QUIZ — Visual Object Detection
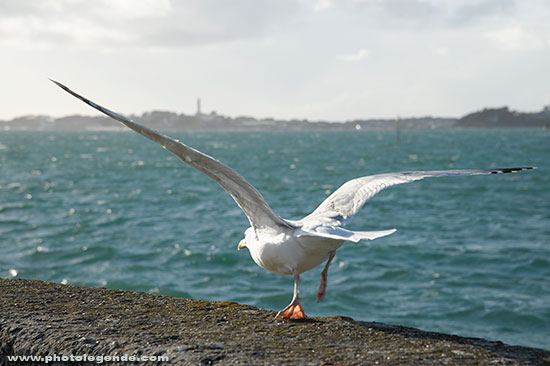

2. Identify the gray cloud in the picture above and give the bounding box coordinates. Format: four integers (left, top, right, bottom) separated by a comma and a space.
0, 1, 42, 16
0, 0, 304, 49
332, 0, 518, 29
449, 0, 516, 26
348, 0, 442, 29
0, 0, 532, 50
141, 0, 304, 47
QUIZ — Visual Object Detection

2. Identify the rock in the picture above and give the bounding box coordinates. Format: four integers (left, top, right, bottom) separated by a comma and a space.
0, 278, 548, 365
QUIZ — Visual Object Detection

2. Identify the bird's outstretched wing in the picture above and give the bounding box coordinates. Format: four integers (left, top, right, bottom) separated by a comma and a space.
50, 79, 292, 230
301, 168, 534, 226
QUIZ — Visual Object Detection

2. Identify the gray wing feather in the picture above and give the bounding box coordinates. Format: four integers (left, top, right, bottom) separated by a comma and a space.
302, 168, 534, 226
50, 79, 292, 230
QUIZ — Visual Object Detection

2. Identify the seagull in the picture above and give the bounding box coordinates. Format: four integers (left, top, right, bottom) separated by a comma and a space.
51, 80, 534, 319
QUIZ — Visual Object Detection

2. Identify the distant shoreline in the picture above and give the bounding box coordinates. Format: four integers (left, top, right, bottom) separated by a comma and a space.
2, 105, 549, 131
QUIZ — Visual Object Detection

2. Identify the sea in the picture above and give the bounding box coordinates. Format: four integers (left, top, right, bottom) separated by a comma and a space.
0, 129, 548, 350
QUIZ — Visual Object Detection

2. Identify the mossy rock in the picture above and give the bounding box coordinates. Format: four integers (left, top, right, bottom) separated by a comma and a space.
1, 278, 548, 365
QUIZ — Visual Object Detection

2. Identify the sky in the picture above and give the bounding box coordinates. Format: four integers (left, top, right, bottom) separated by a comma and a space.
1, 0, 549, 121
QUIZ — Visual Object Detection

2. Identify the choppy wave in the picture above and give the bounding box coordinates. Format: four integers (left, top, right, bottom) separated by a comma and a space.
1, 129, 548, 350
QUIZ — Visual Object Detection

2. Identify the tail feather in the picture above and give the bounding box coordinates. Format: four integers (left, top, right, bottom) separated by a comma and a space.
297, 226, 396, 243
347, 228, 397, 242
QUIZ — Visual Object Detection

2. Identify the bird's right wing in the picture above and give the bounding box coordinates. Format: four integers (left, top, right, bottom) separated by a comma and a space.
301, 168, 534, 226
50, 79, 293, 230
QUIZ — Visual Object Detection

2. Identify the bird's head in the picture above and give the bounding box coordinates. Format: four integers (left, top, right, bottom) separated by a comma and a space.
237, 227, 255, 251
237, 238, 247, 250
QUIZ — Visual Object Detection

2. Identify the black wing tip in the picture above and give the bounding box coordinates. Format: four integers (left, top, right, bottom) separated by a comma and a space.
49, 78, 67, 90
490, 167, 536, 174
48, 78, 125, 125
49, 78, 83, 100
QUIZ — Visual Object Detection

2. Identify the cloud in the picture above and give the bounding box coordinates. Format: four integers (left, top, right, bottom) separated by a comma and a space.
347, 0, 440, 29
0, 0, 303, 49
337, 48, 370, 61
2, 0, 547, 52
318, 0, 520, 30
449, 0, 516, 26
313, 0, 333, 12
485, 26, 547, 51
434, 47, 449, 56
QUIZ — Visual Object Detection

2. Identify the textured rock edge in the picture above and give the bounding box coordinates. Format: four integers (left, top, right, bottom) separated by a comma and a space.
1, 278, 548, 365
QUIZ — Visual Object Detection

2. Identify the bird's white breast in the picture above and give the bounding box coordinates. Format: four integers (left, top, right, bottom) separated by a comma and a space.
245, 227, 344, 275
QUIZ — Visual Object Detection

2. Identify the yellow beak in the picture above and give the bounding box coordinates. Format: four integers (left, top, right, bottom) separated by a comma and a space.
237, 239, 247, 250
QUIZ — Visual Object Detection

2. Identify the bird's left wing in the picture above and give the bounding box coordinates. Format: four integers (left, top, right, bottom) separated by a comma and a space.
50, 79, 292, 230
301, 168, 535, 226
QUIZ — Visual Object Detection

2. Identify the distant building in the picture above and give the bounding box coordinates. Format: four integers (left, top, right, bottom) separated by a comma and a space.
196, 98, 202, 116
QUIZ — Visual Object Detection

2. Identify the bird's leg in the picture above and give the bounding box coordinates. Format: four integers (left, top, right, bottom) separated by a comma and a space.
275, 269, 306, 319
317, 250, 336, 303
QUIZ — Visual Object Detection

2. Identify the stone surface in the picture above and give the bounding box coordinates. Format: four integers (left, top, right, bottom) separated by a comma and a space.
1, 278, 548, 365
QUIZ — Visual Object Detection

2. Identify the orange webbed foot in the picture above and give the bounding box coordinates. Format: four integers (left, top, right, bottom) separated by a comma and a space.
276, 302, 306, 319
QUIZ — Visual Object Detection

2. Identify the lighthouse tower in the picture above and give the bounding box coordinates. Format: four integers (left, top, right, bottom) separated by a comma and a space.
196, 98, 202, 116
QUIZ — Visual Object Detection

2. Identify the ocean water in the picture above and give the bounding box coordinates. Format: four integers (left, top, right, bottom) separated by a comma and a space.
0, 129, 548, 350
